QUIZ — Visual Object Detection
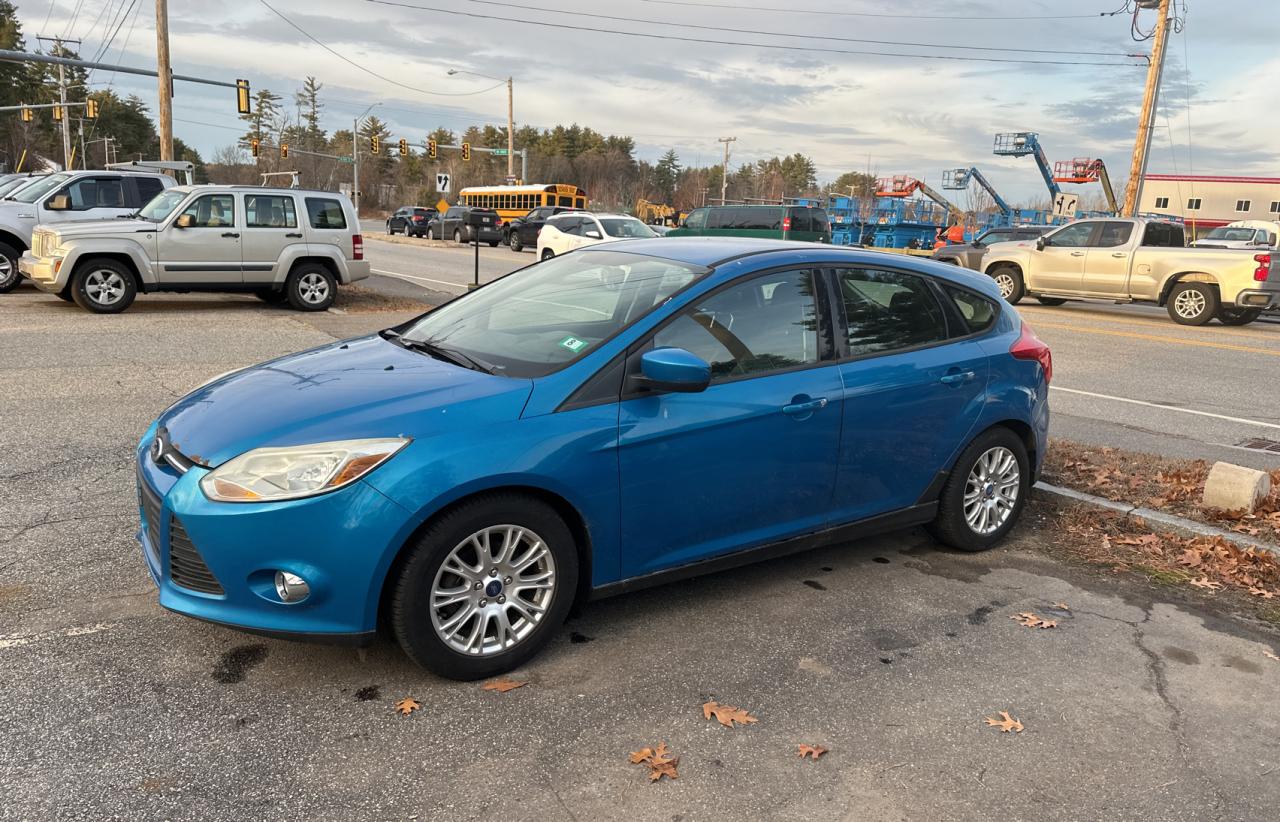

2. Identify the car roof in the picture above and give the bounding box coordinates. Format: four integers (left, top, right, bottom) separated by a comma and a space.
168, 184, 350, 197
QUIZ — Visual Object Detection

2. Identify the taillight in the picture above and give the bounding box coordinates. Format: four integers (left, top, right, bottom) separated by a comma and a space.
353, 234, 364, 261
782, 216, 792, 232
1255, 253, 1271, 282
494, 217, 503, 228
1010, 321, 1052, 384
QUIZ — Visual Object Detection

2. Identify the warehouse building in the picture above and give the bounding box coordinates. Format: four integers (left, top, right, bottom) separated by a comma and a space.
1141, 173, 1280, 235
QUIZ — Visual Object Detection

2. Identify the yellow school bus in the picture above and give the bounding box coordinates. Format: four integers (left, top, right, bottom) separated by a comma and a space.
458, 183, 587, 221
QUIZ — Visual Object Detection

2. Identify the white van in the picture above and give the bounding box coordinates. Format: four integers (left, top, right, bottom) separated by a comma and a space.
1190, 220, 1279, 250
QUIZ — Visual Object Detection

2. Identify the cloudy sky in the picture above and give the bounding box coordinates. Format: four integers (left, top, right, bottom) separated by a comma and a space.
15, 0, 1278, 203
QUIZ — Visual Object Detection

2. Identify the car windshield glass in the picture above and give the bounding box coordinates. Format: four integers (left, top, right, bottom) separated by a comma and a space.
11, 172, 70, 203
600, 218, 656, 238
1203, 227, 1256, 241
399, 250, 707, 378
138, 189, 187, 221
0, 177, 36, 198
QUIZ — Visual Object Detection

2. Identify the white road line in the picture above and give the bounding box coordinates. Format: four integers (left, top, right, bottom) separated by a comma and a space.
371, 268, 467, 291
1052, 386, 1280, 431
0, 622, 117, 650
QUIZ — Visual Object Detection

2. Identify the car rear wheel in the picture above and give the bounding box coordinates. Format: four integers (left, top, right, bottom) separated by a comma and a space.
71, 259, 137, 314
1216, 307, 1261, 326
386, 222, 395, 235
488, 240, 499, 247
426, 227, 435, 240
989, 266, 1024, 304
285, 263, 336, 311
1035, 296, 1067, 306
509, 231, 524, 252
0, 241, 22, 293
928, 427, 1029, 552
454, 228, 465, 244
390, 494, 579, 680
1167, 281, 1217, 326
541, 249, 555, 261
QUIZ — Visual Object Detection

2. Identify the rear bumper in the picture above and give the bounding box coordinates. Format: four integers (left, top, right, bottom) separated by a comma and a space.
345, 260, 371, 283
1233, 288, 1279, 309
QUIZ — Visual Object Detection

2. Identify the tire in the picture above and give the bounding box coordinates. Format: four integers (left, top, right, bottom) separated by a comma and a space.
55, 290, 74, 302
285, 263, 336, 311
989, 266, 1024, 304
488, 240, 499, 248
1217, 307, 1261, 326
390, 493, 579, 680
386, 222, 395, 235
71, 258, 137, 313
426, 227, 435, 240
254, 288, 287, 304
0, 241, 22, 293
541, 249, 555, 261
928, 426, 1030, 552
509, 231, 524, 252
1035, 296, 1067, 306
1167, 281, 1218, 326
454, 228, 465, 244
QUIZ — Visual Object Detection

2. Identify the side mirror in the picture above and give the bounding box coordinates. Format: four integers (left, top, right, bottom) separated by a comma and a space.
633, 347, 711, 394
175, 213, 194, 228
584, 229, 602, 240
46, 194, 70, 211
1035, 237, 1047, 251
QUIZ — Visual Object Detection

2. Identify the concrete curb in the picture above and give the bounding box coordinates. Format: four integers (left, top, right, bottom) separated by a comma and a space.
367, 234, 459, 249
1035, 481, 1279, 558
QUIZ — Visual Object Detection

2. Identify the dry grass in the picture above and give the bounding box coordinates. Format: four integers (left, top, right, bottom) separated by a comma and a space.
332, 284, 432, 314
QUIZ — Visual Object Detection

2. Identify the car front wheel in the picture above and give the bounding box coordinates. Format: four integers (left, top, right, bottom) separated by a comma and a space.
0, 241, 22, 292
541, 249, 555, 261
454, 228, 465, 244
1167, 281, 1218, 326
928, 427, 1029, 552
390, 494, 579, 680
71, 259, 137, 313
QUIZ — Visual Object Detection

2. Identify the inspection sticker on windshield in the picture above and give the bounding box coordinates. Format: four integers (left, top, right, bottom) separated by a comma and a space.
559, 336, 589, 353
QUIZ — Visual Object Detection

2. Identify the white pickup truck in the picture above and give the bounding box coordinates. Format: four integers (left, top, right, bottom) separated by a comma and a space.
980, 217, 1279, 325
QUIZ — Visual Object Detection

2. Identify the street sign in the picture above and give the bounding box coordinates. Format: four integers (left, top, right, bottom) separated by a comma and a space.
337, 156, 354, 164
436, 197, 450, 213
491, 148, 508, 156
436, 172, 451, 193
1052, 192, 1079, 218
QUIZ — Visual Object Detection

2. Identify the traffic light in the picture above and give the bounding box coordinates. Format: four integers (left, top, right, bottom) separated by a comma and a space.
427, 138, 437, 160
250, 138, 260, 158
236, 79, 251, 115
19, 105, 32, 123
370, 135, 380, 155
461, 142, 471, 162
399, 138, 408, 156
85, 98, 98, 119
280, 143, 289, 159
52, 104, 63, 122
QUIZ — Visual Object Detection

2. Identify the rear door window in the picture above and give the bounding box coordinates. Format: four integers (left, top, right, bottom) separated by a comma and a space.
246, 194, 298, 228
738, 208, 780, 230
706, 208, 733, 230
305, 198, 347, 229
836, 268, 949, 357
1092, 221, 1133, 248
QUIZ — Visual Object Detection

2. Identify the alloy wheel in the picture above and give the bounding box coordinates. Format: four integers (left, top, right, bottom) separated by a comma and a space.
85, 269, 126, 306
429, 524, 556, 656
1174, 288, 1206, 320
963, 446, 1020, 536
298, 272, 330, 304
994, 273, 1016, 300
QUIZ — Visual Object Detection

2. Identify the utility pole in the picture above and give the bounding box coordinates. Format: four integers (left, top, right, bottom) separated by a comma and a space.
506, 76, 515, 181
352, 116, 360, 215
36, 36, 78, 170
155, 0, 174, 161
717, 136, 736, 205
1122, 0, 1173, 216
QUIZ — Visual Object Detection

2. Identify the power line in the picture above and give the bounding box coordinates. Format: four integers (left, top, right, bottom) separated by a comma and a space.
459, 0, 1134, 57
635, 0, 1133, 21
367, 0, 1142, 66
255, 0, 508, 97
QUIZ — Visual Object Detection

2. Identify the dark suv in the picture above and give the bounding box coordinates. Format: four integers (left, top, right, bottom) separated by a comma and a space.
932, 225, 1051, 271
428, 206, 503, 246
386, 206, 437, 238
504, 205, 580, 252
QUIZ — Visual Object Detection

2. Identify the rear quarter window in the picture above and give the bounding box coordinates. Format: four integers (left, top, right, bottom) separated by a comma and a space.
305, 198, 347, 230
943, 285, 998, 335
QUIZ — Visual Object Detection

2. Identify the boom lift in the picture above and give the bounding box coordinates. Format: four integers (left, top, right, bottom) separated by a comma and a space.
992, 132, 1061, 202
875, 175, 967, 223
941, 167, 1012, 217
1052, 157, 1119, 214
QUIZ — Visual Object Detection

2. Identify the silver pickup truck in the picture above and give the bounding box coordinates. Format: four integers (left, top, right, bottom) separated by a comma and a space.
980, 217, 1279, 325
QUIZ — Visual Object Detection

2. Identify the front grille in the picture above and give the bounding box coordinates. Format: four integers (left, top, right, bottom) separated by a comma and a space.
168, 517, 224, 595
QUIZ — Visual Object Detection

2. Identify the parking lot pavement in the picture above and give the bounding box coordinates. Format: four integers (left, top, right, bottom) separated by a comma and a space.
3, 287, 1279, 821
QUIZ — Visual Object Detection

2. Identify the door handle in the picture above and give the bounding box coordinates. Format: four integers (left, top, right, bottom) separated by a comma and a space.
782, 397, 828, 416
1070, 251, 1085, 257
285, 232, 303, 238
939, 370, 976, 385
221, 232, 240, 238
1111, 252, 1127, 258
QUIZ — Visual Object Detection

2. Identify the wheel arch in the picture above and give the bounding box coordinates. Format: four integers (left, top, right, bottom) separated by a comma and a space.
72, 252, 143, 290
1158, 271, 1218, 306
288, 255, 341, 282
0, 228, 27, 254
983, 259, 1022, 278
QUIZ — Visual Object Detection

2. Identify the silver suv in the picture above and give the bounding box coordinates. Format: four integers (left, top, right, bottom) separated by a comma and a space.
19, 185, 370, 313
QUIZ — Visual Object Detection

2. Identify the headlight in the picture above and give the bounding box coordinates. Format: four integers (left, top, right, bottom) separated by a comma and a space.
199, 438, 409, 502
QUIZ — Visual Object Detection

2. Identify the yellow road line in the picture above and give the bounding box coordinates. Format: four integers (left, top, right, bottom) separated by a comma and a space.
1019, 305, 1278, 341
1030, 320, 1280, 357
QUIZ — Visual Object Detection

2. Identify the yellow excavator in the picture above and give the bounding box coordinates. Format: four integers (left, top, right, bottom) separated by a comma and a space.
635, 198, 677, 226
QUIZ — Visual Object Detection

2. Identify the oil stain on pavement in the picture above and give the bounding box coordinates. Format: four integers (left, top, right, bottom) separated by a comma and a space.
212, 644, 269, 684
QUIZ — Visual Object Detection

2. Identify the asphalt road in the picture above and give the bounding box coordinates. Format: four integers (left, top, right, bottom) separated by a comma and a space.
2, 288, 1278, 820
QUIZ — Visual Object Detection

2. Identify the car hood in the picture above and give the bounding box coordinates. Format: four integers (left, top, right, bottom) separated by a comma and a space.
49, 218, 156, 237
157, 334, 534, 466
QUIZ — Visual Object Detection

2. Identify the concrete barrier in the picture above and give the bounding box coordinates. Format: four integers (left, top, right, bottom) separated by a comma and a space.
1202, 462, 1271, 514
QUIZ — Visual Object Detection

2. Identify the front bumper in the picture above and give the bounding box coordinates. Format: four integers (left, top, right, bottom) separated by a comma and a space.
1232, 288, 1280, 309
135, 425, 410, 643
18, 252, 66, 291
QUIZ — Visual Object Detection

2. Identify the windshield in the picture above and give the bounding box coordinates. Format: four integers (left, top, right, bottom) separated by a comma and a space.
981, 231, 1016, 244
11, 172, 69, 203
399, 249, 707, 378
0, 177, 36, 198
1202, 227, 1257, 242
138, 189, 188, 221
600, 218, 657, 239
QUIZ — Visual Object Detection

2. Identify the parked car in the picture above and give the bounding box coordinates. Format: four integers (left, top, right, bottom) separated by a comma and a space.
19, 185, 368, 313
427, 206, 503, 245
0, 172, 45, 200
504, 205, 579, 252
669, 204, 832, 243
0, 167, 178, 293
1189, 220, 1279, 251
536, 212, 656, 259
981, 217, 1279, 325
135, 237, 1051, 679
932, 225, 1052, 271
386, 206, 437, 238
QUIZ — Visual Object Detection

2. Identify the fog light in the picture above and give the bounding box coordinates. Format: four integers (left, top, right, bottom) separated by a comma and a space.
274, 571, 310, 603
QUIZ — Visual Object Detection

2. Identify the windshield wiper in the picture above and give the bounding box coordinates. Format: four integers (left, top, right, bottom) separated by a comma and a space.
387, 331, 497, 374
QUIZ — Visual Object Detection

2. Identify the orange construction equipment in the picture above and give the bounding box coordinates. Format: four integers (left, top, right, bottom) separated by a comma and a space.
1052, 158, 1118, 214
875, 175, 968, 223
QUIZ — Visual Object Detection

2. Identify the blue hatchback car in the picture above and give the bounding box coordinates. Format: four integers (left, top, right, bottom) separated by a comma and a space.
136, 238, 1050, 679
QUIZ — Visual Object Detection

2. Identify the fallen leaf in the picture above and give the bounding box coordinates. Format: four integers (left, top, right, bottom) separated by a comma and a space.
394, 697, 421, 716
797, 744, 828, 760
630, 741, 679, 782
702, 700, 759, 728
1052, 602, 1071, 611
481, 678, 527, 693
1189, 576, 1222, 591
1010, 612, 1058, 630
1264, 650, 1280, 662
1249, 588, 1276, 600
984, 710, 1024, 733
